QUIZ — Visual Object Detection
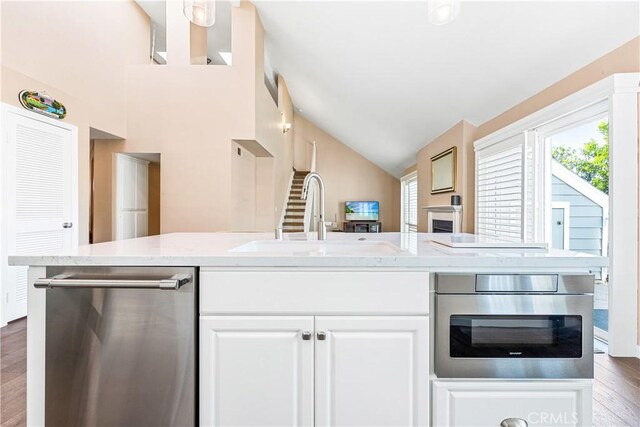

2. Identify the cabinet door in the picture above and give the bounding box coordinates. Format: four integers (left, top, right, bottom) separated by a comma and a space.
432, 380, 592, 427
315, 316, 429, 426
200, 316, 314, 426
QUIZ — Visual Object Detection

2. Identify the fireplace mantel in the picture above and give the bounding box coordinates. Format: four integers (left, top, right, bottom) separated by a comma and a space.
422, 205, 463, 213
422, 205, 463, 233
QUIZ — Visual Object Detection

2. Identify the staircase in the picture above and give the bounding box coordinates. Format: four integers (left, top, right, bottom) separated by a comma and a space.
282, 170, 310, 232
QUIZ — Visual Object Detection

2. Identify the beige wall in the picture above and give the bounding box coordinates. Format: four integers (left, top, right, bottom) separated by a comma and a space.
293, 114, 401, 231
1, 0, 150, 244
92, 140, 161, 243
2, 1, 292, 237
231, 142, 257, 231
402, 164, 418, 177
416, 121, 477, 233
92, 139, 124, 243
123, 2, 292, 233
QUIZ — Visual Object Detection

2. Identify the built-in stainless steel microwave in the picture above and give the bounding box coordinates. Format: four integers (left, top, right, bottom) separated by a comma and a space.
434, 274, 594, 379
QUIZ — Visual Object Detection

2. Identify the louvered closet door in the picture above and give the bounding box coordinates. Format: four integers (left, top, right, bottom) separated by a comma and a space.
4, 110, 76, 321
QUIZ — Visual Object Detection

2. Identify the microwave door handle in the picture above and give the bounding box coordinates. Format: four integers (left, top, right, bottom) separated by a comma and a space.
34, 274, 192, 290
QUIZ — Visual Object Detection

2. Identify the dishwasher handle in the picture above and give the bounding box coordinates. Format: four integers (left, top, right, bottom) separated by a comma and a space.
34, 273, 192, 290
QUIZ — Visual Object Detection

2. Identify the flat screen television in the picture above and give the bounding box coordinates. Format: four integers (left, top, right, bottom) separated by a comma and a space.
345, 201, 379, 221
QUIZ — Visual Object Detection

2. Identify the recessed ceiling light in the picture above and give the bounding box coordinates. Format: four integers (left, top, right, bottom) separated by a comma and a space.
428, 0, 461, 26
219, 51, 232, 66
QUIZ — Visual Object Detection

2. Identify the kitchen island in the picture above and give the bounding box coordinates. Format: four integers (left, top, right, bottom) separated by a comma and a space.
11, 232, 607, 427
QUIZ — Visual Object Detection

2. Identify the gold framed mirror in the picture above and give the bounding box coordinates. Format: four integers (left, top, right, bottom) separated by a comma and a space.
431, 146, 457, 194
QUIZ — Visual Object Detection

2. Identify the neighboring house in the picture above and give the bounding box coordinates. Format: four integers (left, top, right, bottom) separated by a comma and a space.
551, 161, 608, 280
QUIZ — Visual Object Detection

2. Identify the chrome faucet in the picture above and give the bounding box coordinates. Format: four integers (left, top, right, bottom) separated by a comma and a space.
301, 172, 326, 240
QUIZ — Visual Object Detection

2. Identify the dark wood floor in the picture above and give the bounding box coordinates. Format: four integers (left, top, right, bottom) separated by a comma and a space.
1, 318, 26, 426
1, 318, 639, 426
593, 352, 640, 426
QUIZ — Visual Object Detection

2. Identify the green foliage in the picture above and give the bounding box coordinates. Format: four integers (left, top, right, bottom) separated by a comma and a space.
552, 121, 609, 194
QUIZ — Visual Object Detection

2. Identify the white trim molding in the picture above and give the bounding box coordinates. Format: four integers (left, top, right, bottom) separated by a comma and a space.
473, 73, 639, 356
607, 73, 639, 357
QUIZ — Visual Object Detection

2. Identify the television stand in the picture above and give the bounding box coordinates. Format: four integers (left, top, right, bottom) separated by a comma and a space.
343, 221, 382, 233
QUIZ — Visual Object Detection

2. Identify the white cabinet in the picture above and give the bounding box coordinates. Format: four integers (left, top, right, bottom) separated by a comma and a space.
432, 380, 592, 427
200, 316, 315, 426
315, 316, 429, 426
200, 316, 429, 427
199, 270, 430, 315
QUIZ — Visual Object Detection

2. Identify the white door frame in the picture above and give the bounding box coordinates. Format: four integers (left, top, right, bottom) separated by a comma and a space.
0, 104, 78, 326
551, 202, 571, 250
474, 73, 639, 357
534, 101, 609, 246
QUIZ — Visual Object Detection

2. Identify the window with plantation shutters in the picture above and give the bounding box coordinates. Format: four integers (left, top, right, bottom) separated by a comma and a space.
475, 133, 526, 242
401, 173, 418, 233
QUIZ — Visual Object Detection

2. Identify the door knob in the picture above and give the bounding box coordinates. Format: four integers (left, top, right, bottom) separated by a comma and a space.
62, 222, 73, 229
301, 331, 311, 341
317, 331, 326, 341
500, 418, 528, 427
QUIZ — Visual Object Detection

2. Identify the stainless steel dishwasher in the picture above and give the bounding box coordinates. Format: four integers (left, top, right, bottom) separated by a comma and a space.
35, 266, 196, 427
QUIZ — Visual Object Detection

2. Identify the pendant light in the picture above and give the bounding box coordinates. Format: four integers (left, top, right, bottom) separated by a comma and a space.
184, 0, 216, 27
428, 0, 461, 26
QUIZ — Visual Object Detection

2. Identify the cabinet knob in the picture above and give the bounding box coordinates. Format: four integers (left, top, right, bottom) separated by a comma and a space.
500, 418, 528, 427
301, 331, 312, 341
317, 331, 326, 341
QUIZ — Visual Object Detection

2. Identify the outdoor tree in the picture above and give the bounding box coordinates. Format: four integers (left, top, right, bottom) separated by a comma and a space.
552, 121, 609, 194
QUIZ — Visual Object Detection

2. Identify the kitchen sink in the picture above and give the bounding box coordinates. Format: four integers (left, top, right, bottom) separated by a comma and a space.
229, 240, 403, 255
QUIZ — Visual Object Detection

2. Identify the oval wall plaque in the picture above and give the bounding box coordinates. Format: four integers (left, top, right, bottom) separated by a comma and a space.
18, 90, 67, 119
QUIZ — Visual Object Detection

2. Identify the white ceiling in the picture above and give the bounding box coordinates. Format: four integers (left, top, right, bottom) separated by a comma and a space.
254, 1, 639, 177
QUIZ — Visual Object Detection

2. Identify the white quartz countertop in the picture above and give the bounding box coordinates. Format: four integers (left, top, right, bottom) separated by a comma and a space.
9, 232, 608, 271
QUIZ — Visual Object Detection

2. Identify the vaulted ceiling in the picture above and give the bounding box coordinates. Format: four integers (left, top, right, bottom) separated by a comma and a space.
254, 1, 639, 177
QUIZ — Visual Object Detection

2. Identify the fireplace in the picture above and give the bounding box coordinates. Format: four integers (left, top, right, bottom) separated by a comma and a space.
423, 205, 462, 233
432, 219, 453, 233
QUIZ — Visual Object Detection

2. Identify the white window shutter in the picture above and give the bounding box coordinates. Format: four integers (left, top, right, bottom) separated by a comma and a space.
475, 133, 526, 241
402, 174, 418, 233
